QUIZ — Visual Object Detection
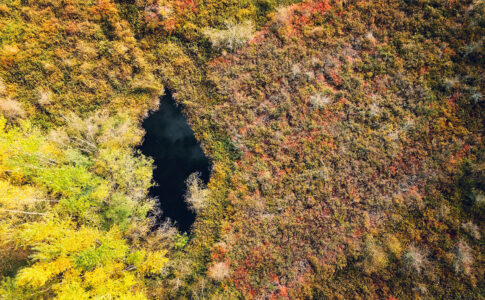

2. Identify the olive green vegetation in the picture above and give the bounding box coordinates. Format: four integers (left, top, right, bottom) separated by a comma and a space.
0, 0, 484, 299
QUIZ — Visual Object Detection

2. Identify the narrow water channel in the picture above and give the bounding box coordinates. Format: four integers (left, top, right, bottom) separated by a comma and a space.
139, 92, 211, 232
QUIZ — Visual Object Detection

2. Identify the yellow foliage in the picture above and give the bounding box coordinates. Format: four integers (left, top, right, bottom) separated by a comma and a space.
17, 257, 72, 288
0, 180, 40, 210
139, 251, 169, 276
363, 237, 389, 274
91, 183, 110, 201
385, 234, 403, 258
84, 263, 123, 288
0, 180, 48, 251
57, 263, 148, 299
4, 217, 167, 298
55, 278, 91, 300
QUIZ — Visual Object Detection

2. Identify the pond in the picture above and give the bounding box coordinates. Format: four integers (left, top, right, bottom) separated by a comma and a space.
139, 92, 212, 232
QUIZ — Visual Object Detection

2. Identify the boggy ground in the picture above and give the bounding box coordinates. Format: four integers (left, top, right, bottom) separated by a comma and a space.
169, 0, 484, 298
0, 0, 483, 299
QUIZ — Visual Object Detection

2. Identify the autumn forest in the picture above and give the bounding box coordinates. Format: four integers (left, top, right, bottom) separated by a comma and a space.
0, 0, 483, 299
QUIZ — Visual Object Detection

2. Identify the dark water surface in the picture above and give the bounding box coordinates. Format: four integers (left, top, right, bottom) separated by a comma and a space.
139, 92, 211, 232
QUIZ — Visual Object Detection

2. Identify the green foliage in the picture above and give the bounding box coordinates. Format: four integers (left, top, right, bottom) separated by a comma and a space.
0, 113, 168, 298
174, 233, 189, 250
0, 112, 153, 229
2, 219, 166, 298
